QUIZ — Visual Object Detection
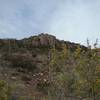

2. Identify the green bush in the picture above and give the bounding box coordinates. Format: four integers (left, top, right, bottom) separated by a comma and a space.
0, 80, 12, 100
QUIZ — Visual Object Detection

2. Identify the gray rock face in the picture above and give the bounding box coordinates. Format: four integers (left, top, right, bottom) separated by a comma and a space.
39, 33, 56, 46
32, 38, 41, 47
27, 33, 57, 47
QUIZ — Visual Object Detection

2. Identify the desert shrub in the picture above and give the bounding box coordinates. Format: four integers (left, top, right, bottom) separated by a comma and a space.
48, 43, 100, 100
0, 80, 12, 100
4, 53, 37, 72
37, 81, 50, 94
12, 57, 36, 72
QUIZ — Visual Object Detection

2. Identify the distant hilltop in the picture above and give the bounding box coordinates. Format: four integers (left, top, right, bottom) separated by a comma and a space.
0, 33, 87, 51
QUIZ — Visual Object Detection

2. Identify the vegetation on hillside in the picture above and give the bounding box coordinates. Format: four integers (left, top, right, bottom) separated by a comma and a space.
0, 34, 99, 100
47, 42, 100, 100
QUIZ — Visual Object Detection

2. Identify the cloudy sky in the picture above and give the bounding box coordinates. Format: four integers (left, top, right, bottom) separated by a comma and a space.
0, 0, 100, 46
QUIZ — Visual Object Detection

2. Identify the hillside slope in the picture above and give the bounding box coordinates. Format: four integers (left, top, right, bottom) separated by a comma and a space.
0, 33, 88, 99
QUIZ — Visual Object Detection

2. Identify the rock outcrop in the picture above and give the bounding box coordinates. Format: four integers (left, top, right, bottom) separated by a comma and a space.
22, 33, 57, 47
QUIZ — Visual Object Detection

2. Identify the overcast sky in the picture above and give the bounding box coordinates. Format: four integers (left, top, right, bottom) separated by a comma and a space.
0, 0, 100, 46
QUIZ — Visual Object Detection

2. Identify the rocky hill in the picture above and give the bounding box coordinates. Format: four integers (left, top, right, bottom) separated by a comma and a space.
0, 33, 88, 99
0, 33, 87, 51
